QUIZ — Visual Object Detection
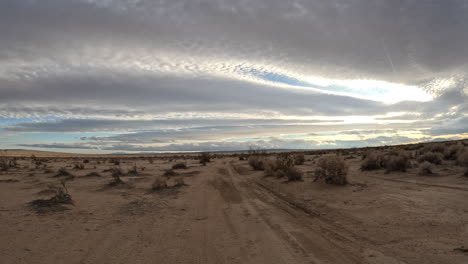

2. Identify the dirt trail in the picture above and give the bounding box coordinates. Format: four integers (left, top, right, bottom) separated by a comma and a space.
1, 156, 467, 263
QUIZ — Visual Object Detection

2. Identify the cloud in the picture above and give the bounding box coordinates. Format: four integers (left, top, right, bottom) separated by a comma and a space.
1, 0, 468, 152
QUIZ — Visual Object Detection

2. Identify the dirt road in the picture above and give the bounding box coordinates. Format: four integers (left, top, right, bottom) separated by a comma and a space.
1, 156, 467, 263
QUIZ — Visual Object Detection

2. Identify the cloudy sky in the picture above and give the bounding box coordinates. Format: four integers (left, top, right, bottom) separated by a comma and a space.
1, 0, 467, 153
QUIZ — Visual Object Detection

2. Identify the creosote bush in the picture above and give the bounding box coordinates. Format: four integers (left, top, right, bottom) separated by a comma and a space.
293, 153, 305, 165
151, 177, 168, 190
248, 156, 265, 170
198, 152, 211, 165
418, 152, 442, 165
172, 162, 187, 170
314, 155, 348, 185
419, 161, 434, 176
361, 152, 384, 170
385, 153, 411, 173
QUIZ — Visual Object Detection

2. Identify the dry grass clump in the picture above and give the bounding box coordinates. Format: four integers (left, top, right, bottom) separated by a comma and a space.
385, 152, 411, 173
284, 167, 303, 181
418, 152, 442, 165
248, 156, 265, 170
361, 152, 384, 170
30, 181, 73, 213
108, 169, 127, 186
423, 143, 446, 154
419, 161, 435, 176
127, 163, 139, 175
198, 152, 211, 165
55, 167, 74, 180
172, 162, 188, 170
294, 153, 305, 165
73, 162, 85, 170
314, 155, 348, 185
151, 177, 168, 190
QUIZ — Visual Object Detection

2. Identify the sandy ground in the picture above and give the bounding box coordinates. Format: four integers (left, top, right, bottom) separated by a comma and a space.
0, 151, 467, 264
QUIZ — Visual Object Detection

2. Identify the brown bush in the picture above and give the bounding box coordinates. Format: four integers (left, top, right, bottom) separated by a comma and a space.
163, 169, 178, 177
385, 153, 411, 173
248, 156, 265, 170
294, 153, 305, 165
418, 152, 442, 165
443, 143, 464, 160
419, 161, 435, 176
275, 153, 294, 171
361, 152, 384, 170
314, 155, 348, 185
198, 152, 211, 165
457, 151, 468, 176
285, 167, 303, 181
263, 159, 276, 177
127, 163, 139, 175
151, 177, 168, 190
172, 162, 187, 170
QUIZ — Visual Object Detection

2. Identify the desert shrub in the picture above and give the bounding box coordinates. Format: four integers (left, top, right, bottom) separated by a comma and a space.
248, 156, 265, 170
172, 162, 187, 170
151, 177, 168, 190
110, 167, 124, 177
423, 143, 446, 153
0, 159, 9, 171
263, 159, 277, 177
198, 152, 211, 165
73, 162, 85, 170
275, 153, 294, 171
55, 167, 74, 179
163, 169, 178, 177
385, 153, 411, 173
419, 161, 435, 176
456, 151, 468, 176
361, 152, 384, 170
108, 169, 125, 186
238, 154, 247, 161
30, 181, 73, 213
285, 167, 303, 181
83, 159, 90, 163
443, 143, 464, 160
418, 152, 442, 165
314, 155, 348, 185
294, 153, 305, 165
127, 163, 138, 175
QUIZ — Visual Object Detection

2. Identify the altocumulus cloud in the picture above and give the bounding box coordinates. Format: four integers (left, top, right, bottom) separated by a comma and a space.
0, 0, 467, 153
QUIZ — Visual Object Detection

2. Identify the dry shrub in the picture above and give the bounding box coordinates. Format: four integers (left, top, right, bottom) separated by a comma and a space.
108, 169, 126, 186
457, 151, 468, 176
314, 155, 348, 185
294, 153, 305, 165
443, 143, 464, 160
151, 177, 168, 190
361, 152, 384, 170
419, 161, 435, 176
30, 181, 73, 213
172, 162, 188, 170
164, 169, 178, 177
275, 153, 294, 172
423, 143, 446, 153
284, 167, 303, 181
385, 153, 411, 173
248, 156, 265, 170
0, 159, 9, 171
418, 152, 442, 165
127, 163, 139, 175
263, 159, 276, 176
198, 152, 211, 165
55, 167, 74, 180
73, 162, 85, 170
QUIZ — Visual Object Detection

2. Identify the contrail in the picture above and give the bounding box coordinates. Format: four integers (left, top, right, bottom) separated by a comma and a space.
381, 38, 396, 75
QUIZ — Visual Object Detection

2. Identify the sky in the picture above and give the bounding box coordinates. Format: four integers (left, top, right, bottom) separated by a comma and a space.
1, 0, 468, 153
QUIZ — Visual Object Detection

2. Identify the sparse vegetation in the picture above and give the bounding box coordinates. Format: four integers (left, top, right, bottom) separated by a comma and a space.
293, 153, 305, 165
198, 152, 211, 165
164, 169, 178, 177
248, 156, 265, 170
151, 177, 168, 190
73, 162, 85, 170
418, 152, 443, 165
55, 167, 74, 180
172, 162, 188, 169
29, 181, 73, 213
361, 152, 384, 170
127, 163, 139, 175
419, 161, 435, 176
314, 155, 348, 185
385, 153, 411, 173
